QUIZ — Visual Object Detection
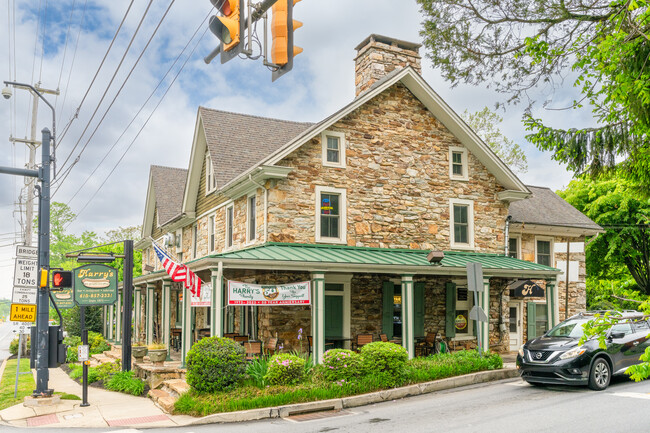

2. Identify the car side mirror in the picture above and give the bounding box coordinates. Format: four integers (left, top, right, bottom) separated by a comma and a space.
609, 331, 625, 340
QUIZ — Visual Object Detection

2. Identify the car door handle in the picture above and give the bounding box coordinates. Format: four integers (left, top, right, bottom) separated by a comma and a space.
633, 341, 639, 346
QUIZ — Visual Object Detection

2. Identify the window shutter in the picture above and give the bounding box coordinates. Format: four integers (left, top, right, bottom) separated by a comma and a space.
445, 282, 456, 338
382, 281, 394, 340
527, 302, 537, 340
414, 282, 425, 338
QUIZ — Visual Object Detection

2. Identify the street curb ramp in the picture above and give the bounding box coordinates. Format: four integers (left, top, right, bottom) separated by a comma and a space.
185, 367, 519, 426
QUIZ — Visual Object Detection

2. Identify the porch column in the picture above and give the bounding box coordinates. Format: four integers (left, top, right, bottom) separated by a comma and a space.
162, 280, 172, 360
311, 272, 325, 365
133, 286, 142, 343
102, 306, 108, 338
107, 303, 115, 342
478, 277, 490, 353
181, 287, 193, 368
546, 278, 559, 328
210, 263, 224, 337
401, 275, 415, 359
146, 283, 155, 345
115, 290, 122, 345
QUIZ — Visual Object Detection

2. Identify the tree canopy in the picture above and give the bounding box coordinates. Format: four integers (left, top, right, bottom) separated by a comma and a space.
418, 0, 650, 190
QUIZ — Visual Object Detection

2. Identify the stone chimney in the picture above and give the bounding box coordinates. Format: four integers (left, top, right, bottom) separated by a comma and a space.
354, 34, 422, 97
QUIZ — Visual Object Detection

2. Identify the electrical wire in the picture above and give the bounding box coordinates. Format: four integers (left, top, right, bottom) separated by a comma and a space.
38, 0, 49, 83
56, 0, 154, 173
66, 24, 211, 227
56, 0, 135, 146
27, 0, 43, 138
60, 9, 212, 203
54, 0, 77, 113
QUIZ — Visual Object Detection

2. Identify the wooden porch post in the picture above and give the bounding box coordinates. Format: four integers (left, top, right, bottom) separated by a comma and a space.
546, 278, 558, 328
107, 304, 114, 342
162, 280, 172, 360
146, 283, 155, 345
401, 275, 415, 359
133, 286, 142, 343
210, 263, 224, 337
311, 272, 325, 365
479, 277, 490, 353
115, 290, 122, 345
181, 286, 193, 368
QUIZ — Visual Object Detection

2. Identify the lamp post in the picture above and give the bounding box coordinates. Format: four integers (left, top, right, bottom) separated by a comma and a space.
2, 80, 56, 397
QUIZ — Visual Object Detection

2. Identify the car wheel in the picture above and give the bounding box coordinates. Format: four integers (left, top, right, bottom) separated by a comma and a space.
588, 358, 611, 391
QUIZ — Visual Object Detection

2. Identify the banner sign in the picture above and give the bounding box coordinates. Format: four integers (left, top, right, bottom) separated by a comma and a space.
191, 282, 211, 307
228, 281, 311, 305
50, 288, 75, 309
74, 264, 118, 306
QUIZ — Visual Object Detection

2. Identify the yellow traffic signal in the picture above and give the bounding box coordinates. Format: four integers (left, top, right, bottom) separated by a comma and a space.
39, 268, 48, 288
209, 0, 245, 63
271, 0, 302, 80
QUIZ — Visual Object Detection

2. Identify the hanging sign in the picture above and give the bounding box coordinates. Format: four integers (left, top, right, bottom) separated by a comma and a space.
228, 281, 311, 305
74, 264, 118, 306
191, 282, 212, 307
508, 280, 545, 298
50, 288, 75, 309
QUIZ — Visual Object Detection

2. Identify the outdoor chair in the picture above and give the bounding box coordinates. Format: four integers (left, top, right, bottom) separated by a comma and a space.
415, 332, 437, 357
224, 332, 238, 339
243, 341, 262, 361
234, 335, 249, 343
353, 334, 373, 352
264, 337, 278, 355
379, 333, 388, 342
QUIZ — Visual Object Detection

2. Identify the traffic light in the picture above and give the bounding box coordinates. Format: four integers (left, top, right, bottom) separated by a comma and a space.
209, 0, 245, 64
39, 268, 48, 288
271, 0, 302, 81
51, 270, 73, 289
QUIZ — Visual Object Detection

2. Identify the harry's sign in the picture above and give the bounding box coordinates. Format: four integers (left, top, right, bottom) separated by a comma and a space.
74, 264, 118, 306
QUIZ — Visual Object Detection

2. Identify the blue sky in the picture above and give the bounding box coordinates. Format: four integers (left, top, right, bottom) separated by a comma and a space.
0, 0, 595, 299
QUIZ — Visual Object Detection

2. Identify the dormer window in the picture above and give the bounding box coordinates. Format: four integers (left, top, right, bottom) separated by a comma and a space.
449, 146, 468, 181
206, 154, 216, 194
321, 130, 346, 168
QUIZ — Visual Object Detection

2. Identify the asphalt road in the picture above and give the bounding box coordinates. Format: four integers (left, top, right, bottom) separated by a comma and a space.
0, 321, 17, 360
9, 375, 650, 433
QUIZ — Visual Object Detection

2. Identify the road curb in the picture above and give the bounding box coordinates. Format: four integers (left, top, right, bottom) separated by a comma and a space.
184, 367, 519, 425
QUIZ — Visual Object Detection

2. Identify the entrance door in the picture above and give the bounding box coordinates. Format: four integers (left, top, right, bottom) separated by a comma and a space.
325, 295, 343, 347
508, 301, 522, 351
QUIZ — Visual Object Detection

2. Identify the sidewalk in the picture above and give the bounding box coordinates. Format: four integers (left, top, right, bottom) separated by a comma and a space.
0, 362, 195, 428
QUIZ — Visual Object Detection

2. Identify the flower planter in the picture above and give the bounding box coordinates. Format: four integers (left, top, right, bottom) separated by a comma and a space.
148, 349, 167, 366
132, 346, 148, 363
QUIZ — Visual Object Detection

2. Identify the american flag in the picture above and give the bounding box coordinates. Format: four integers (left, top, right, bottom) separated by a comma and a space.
153, 241, 201, 297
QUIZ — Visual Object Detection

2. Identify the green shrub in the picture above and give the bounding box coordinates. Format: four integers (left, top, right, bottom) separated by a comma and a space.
321, 349, 362, 383
66, 345, 79, 362
96, 361, 121, 381
404, 350, 503, 383
68, 364, 100, 383
264, 354, 305, 386
87, 367, 100, 383
246, 357, 270, 388
186, 337, 247, 393
359, 342, 408, 387
69, 364, 83, 379
63, 335, 81, 347
105, 371, 145, 396
9, 337, 30, 356
88, 332, 109, 354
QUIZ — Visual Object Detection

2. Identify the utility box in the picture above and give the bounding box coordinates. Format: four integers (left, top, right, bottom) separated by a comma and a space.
30, 325, 66, 368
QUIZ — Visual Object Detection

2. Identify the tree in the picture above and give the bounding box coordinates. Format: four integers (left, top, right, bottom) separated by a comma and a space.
417, 0, 650, 190
462, 107, 528, 173
559, 173, 650, 294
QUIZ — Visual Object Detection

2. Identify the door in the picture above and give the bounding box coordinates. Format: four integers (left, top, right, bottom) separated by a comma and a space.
325, 295, 343, 347
508, 301, 522, 351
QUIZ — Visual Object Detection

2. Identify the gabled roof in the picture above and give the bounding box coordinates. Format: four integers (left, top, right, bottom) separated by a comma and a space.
151, 165, 187, 226
508, 185, 603, 233
199, 107, 313, 187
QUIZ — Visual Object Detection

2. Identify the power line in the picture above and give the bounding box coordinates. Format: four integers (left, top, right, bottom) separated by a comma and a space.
67, 22, 211, 227
57, 0, 135, 146
54, 0, 77, 113
38, 0, 49, 82
62, 8, 212, 204
56, 0, 152, 172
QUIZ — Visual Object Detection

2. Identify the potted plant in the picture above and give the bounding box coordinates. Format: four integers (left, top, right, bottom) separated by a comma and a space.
132, 341, 148, 363
147, 342, 167, 366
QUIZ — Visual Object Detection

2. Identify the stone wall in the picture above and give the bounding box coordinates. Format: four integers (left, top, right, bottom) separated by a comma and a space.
269, 82, 508, 252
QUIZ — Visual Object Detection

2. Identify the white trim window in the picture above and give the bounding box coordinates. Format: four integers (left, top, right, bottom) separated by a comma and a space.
508, 236, 521, 259
247, 194, 256, 243
321, 130, 346, 168
315, 186, 347, 244
175, 229, 183, 261
205, 153, 216, 194
449, 199, 474, 250
449, 146, 469, 181
454, 285, 474, 339
208, 214, 216, 253
225, 204, 234, 249
535, 237, 553, 266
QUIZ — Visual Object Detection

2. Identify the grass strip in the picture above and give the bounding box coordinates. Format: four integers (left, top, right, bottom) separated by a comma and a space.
0, 359, 36, 411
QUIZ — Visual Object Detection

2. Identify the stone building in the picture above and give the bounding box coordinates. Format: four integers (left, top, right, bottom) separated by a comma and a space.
118, 34, 602, 365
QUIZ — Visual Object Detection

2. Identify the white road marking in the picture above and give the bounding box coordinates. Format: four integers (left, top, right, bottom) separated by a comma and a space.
611, 392, 650, 400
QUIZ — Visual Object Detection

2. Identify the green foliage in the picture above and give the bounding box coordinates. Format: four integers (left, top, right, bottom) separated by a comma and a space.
320, 349, 363, 383
359, 342, 408, 387
96, 361, 121, 381
0, 359, 35, 411
9, 337, 30, 356
462, 107, 528, 173
60, 306, 104, 337
186, 337, 247, 393
405, 351, 503, 383
264, 354, 306, 386
66, 345, 79, 363
88, 331, 110, 354
105, 371, 145, 396
68, 364, 101, 383
245, 357, 270, 388
627, 346, 650, 382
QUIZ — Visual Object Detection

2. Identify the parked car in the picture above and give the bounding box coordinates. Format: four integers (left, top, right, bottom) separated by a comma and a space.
516, 311, 650, 390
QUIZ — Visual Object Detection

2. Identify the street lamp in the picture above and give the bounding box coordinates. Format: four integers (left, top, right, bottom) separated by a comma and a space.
2, 80, 56, 398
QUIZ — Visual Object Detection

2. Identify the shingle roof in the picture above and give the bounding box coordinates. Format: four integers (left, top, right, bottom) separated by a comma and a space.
508, 185, 602, 231
150, 165, 187, 226
199, 107, 313, 187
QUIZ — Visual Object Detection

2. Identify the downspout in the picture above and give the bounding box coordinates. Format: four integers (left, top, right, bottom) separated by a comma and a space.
504, 215, 512, 256
249, 172, 268, 243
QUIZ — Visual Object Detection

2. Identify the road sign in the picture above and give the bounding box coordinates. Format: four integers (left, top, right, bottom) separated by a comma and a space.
77, 345, 89, 362
11, 321, 30, 334
13, 257, 38, 288
12, 286, 37, 304
16, 245, 37, 258
10, 304, 36, 322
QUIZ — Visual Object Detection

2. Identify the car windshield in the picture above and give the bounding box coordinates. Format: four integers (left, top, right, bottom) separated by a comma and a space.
545, 318, 591, 338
